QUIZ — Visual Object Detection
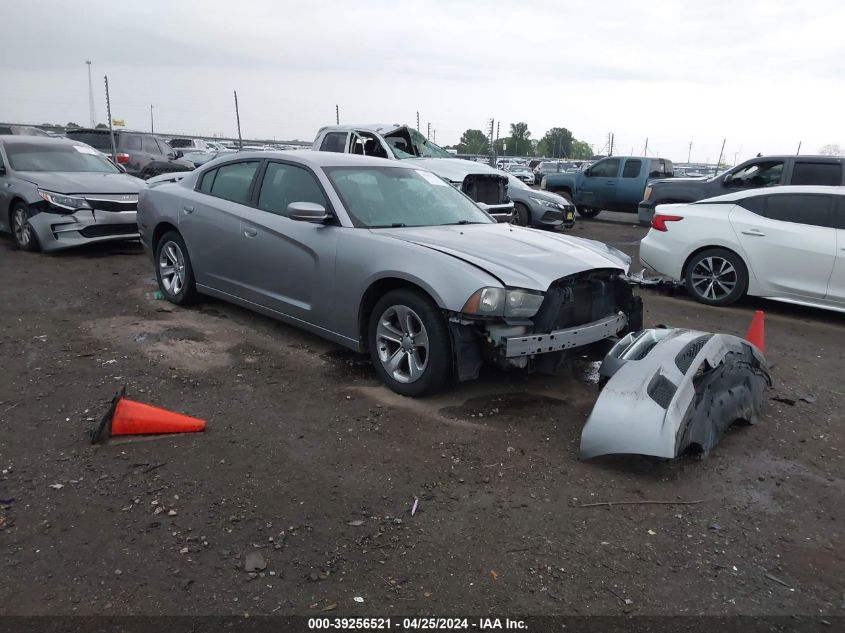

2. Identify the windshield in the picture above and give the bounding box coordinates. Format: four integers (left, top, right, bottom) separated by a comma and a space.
324, 166, 494, 228
507, 175, 530, 190
5, 142, 120, 173
406, 128, 455, 158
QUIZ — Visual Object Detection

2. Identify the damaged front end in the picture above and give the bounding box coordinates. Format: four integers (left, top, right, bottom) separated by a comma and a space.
449, 269, 643, 380
580, 328, 771, 460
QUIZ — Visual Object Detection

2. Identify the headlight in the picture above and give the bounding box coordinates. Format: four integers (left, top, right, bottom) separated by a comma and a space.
38, 190, 92, 212
643, 186, 652, 201
529, 196, 562, 209
462, 287, 544, 317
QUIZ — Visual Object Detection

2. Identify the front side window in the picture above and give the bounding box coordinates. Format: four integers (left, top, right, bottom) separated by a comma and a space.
258, 162, 328, 215
320, 132, 348, 153
4, 141, 119, 173
589, 158, 620, 178
142, 137, 160, 155
764, 194, 833, 228
623, 159, 642, 178
209, 161, 260, 204
727, 161, 784, 188
791, 162, 842, 186
324, 166, 493, 228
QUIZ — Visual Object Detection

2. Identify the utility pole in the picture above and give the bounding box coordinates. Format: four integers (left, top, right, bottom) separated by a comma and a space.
416, 111, 420, 130
487, 118, 495, 167
716, 138, 726, 175
104, 75, 117, 161
234, 90, 243, 150
335, 104, 339, 125
432, 130, 436, 143
796, 141, 802, 155
687, 141, 692, 163
609, 133, 615, 156
643, 137, 648, 156
150, 104, 154, 134
86, 61, 96, 127
427, 122, 430, 140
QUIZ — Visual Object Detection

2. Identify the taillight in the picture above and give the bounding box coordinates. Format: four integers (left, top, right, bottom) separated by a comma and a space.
112, 153, 130, 164
651, 214, 683, 231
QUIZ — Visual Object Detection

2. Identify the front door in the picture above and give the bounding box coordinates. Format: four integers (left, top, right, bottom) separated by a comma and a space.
581, 158, 620, 209
731, 193, 837, 300
235, 160, 338, 328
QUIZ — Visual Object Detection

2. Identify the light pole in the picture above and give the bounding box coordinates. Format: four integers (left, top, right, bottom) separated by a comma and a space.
86, 60, 96, 127
150, 104, 154, 134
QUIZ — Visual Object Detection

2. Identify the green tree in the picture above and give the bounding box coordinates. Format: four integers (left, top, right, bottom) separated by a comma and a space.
456, 128, 489, 154
505, 122, 531, 156
570, 140, 593, 159
95, 123, 108, 129
65, 122, 80, 128
537, 127, 574, 158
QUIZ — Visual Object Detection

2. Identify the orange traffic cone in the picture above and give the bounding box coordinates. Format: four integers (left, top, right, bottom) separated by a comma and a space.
745, 310, 765, 352
91, 387, 206, 444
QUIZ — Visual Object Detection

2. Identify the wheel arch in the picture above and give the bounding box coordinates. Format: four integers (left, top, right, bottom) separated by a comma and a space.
6, 196, 30, 226
151, 221, 180, 251
358, 277, 442, 352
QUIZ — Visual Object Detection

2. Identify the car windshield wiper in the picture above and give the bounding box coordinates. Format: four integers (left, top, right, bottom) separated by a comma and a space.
443, 220, 485, 225
370, 223, 408, 228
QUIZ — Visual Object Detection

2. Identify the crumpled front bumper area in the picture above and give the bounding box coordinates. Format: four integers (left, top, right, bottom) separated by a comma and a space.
28, 207, 139, 252
580, 328, 771, 460
505, 311, 628, 358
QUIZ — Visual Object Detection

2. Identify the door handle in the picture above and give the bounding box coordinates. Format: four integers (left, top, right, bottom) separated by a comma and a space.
741, 229, 765, 237
182, 206, 194, 214
243, 226, 258, 238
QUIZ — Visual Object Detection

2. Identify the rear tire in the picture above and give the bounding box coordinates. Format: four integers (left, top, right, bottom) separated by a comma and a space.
368, 289, 452, 396
155, 230, 200, 305
684, 248, 748, 306
577, 207, 601, 219
10, 202, 40, 252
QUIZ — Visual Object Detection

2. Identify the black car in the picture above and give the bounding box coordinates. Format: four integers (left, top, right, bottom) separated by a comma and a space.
638, 154, 845, 224
65, 129, 194, 179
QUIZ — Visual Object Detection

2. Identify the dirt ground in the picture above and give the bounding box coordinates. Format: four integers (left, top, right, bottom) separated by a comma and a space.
0, 214, 843, 617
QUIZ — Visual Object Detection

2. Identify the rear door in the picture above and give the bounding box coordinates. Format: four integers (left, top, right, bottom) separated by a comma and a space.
580, 158, 620, 209
826, 196, 845, 304
616, 158, 644, 208
180, 160, 262, 296
788, 160, 845, 186
235, 160, 338, 326
730, 193, 837, 299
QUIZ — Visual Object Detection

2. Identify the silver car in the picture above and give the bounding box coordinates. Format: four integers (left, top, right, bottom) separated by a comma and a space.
0, 136, 143, 251
137, 151, 642, 396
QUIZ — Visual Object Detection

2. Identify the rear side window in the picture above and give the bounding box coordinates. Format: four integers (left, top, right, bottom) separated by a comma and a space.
764, 194, 834, 228
623, 160, 642, 178
320, 132, 348, 153
590, 158, 620, 178
790, 162, 842, 186
209, 161, 260, 204
737, 196, 766, 215
258, 162, 328, 215
125, 135, 142, 151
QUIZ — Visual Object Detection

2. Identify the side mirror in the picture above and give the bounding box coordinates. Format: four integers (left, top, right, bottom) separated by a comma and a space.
723, 173, 733, 185
0, 165, 6, 176
583, 168, 592, 177
174, 149, 184, 158
288, 201, 329, 223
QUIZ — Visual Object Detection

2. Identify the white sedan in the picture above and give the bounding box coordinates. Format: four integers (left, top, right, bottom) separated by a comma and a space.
640, 186, 845, 312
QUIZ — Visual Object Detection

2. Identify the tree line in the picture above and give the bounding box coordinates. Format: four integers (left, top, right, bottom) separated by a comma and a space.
450, 123, 593, 159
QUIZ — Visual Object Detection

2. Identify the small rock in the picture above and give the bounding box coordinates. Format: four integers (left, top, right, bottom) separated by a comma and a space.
244, 551, 267, 572
114, 569, 122, 576
348, 520, 365, 527
168, 510, 178, 517
353, 596, 364, 603
179, 547, 189, 554
309, 572, 320, 582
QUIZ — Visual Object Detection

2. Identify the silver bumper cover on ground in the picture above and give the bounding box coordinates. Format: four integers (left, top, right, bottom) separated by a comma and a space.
504, 311, 628, 358
580, 328, 771, 460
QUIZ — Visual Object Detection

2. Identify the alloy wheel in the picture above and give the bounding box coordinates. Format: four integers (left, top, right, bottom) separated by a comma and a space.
13, 208, 30, 247
158, 240, 187, 297
375, 304, 429, 384
690, 256, 737, 302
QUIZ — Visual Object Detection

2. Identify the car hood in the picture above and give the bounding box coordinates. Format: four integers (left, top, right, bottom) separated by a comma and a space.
511, 186, 571, 206
375, 224, 630, 290
403, 157, 505, 182
16, 171, 144, 194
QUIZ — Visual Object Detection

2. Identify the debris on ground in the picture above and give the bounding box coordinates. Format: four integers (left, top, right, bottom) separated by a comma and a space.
581, 328, 771, 459
411, 496, 419, 516
244, 552, 267, 572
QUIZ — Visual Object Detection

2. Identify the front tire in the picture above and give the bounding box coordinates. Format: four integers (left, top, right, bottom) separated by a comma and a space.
11, 202, 40, 252
513, 202, 530, 227
368, 289, 452, 396
155, 230, 199, 305
684, 248, 748, 306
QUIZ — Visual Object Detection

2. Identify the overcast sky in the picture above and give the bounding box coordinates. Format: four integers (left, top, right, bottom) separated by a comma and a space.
2, 0, 843, 162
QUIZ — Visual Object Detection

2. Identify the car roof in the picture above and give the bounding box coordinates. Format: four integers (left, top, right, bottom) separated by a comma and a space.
0, 135, 92, 147
695, 185, 845, 204
212, 149, 410, 170
742, 155, 845, 161
66, 128, 154, 136
318, 124, 405, 135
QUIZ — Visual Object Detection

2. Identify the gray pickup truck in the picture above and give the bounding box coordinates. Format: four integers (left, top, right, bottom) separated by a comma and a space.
542, 156, 673, 219
638, 155, 845, 224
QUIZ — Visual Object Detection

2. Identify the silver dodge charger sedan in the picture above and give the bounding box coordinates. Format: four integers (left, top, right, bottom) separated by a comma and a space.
0, 136, 143, 251
138, 151, 642, 395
